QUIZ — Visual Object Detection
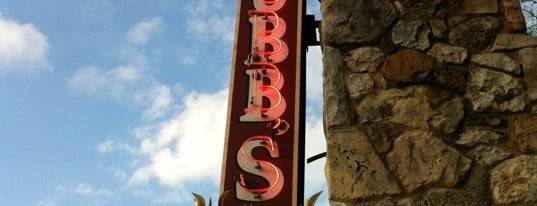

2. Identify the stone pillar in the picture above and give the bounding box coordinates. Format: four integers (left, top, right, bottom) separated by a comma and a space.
321, 0, 537, 205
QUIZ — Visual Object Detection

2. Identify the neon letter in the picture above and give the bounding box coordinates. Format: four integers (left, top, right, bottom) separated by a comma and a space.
236, 136, 284, 201
240, 63, 286, 122
246, 10, 288, 64
253, 0, 286, 11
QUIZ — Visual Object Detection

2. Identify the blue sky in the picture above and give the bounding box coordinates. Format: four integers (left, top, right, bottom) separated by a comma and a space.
0, 0, 327, 205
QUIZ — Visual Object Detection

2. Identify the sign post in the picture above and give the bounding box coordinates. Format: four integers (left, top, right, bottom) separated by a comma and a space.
220, 0, 305, 205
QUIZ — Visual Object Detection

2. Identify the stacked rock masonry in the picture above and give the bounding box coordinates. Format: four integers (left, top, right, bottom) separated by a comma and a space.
320, 0, 537, 205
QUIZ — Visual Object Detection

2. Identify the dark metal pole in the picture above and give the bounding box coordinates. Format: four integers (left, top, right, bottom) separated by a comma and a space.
300, 0, 321, 204
298, 0, 307, 205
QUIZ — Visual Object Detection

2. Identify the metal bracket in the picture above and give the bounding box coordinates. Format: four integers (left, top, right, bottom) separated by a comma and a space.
304, 15, 320, 47
307, 152, 326, 164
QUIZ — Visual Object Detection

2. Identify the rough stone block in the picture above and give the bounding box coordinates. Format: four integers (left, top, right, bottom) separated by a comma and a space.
461, 0, 498, 14
516, 48, 537, 101
382, 49, 435, 84
456, 127, 505, 147
391, 20, 431, 50
321, 0, 395, 45
356, 86, 464, 134
471, 53, 521, 74
392, 0, 442, 20
427, 43, 468, 64
491, 34, 537, 51
431, 65, 468, 92
491, 155, 537, 204
344, 47, 385, 73
449, 16, 501, 52
473, 145, 512, 166
323, 46, 350, 129
465, 67, 526, 112
414, 166, 491, 205
387, 130, 472, 193
502, 0, 527, 32
345, 73, 375, 101
509, 114, 537, 153
325, 128, 402, 201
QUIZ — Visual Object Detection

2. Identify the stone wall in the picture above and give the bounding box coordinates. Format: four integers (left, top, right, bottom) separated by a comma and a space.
320, 0, 537, 205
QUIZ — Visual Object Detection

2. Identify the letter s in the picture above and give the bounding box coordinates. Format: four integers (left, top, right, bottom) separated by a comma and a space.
236, 136, 284, 201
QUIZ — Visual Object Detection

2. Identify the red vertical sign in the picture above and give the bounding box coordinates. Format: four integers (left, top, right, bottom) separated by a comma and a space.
220, 0, 304, 205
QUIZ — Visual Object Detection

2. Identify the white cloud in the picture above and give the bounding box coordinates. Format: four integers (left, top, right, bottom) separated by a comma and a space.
37, 197, 58, 206
186, 15, 235, 44
38, 183, 114, 206
0, 16, 50, 75
68, 65, 142, 98
159, 0, 176, 8
97, 140, 115, 154
183, 0, 235, 45
184, 0, 215, 15
116, 45, 148, 68
69, 66, 108, 94
97, 139, 137, 155
128, 89, 228, 187
76, 1, 115, 23
139, 85, 173, 121
69, 17, 169, 111
306, 46, 323, 104
305, 114, 326, 161
155, 189, 191, 204
111, 65, 141, 81
181, 55, 196, 66
74, 183, 114, 197
107, 166, 128, 180
126, 17, 163, 45
74, 183, 93, 195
